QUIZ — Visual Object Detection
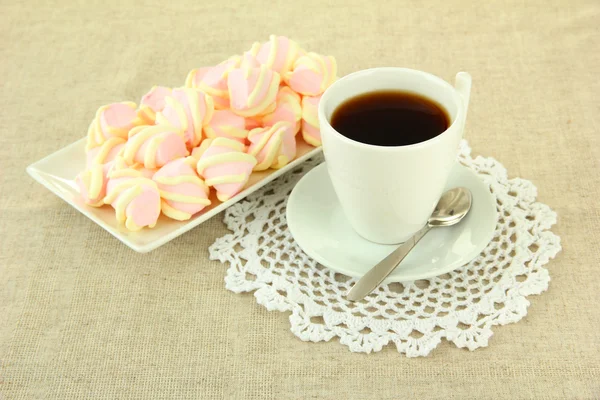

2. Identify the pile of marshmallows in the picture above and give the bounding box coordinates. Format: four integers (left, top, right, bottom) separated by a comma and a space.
76, 35, 337, 231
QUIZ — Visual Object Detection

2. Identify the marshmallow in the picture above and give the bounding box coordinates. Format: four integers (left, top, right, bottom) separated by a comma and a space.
228, 65, 280, 117
204, 110, 249, 143
85, 137, 126, 168
123, 125, 188, 169
156, 88, 214, 148
262, 86, 302, 134
86, 102, 143, 150
104, 158, 161, 231
255, 35, 300, 75
247, 121, 296, 171
301, 95, 322, 146
76, 162, 113, 207
195, 138, 257, 202
138, 86, 172, 124
153, 157, 211, 221
185, 57, 240, 109
284, 52, 337, 96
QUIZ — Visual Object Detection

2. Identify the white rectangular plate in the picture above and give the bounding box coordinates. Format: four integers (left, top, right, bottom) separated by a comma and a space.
27, 137, 322, 253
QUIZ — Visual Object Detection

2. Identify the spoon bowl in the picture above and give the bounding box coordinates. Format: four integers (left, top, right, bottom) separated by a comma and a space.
429, 187, 472, 227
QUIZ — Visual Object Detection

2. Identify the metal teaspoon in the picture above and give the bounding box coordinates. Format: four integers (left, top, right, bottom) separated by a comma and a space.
346, 187, 473, 301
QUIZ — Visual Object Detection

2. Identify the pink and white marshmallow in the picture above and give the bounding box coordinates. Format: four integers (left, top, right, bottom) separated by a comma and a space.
76, 162, 114, 207
153, 157, 211, 221
86, 102, 143, 150
247, 121, 297, 171
123, 125, 188, 169
185, 57, 240, 109
85, 137, 126, 169
195, 138, 257, 202
301, 95, 322, 147
203, 110, 249, 143
283, 52, 337, 96
138, 86, 172, 124
262, 86, 302, 134
255, 35, 300, 75
228, 65, 280, 117
156, 88, 214, 148
184, 66, 211, 89
240, 43, 261, 69
103, 158, 161, 231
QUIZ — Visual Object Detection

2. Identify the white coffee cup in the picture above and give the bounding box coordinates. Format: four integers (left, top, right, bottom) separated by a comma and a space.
318, 68, 472, 244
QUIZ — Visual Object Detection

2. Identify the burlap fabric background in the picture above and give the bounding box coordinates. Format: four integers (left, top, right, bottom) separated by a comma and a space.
1, 0, 599, 398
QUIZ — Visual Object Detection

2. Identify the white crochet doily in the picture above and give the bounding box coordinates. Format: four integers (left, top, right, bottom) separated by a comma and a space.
209, 140, 561, 357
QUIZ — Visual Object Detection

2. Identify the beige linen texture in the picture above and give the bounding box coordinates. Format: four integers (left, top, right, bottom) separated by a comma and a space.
1, 0, 599, 399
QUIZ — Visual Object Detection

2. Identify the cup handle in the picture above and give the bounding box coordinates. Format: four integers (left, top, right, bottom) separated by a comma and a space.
454, 72, 472, 125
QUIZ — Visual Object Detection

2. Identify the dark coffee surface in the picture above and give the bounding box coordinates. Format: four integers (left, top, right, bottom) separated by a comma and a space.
331, 90, 450, 146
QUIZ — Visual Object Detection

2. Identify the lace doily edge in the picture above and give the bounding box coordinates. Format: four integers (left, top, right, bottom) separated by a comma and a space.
208, 141, 562, 357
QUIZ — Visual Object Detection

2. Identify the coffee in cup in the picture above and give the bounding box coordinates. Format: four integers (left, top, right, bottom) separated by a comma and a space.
331, 90, 450, 147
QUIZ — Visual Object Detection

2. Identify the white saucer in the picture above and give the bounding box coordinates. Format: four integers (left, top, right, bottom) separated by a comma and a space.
286, 162, 498, 282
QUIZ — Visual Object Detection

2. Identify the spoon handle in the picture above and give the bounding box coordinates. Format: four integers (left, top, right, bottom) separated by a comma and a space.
346, 225, 432, 301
